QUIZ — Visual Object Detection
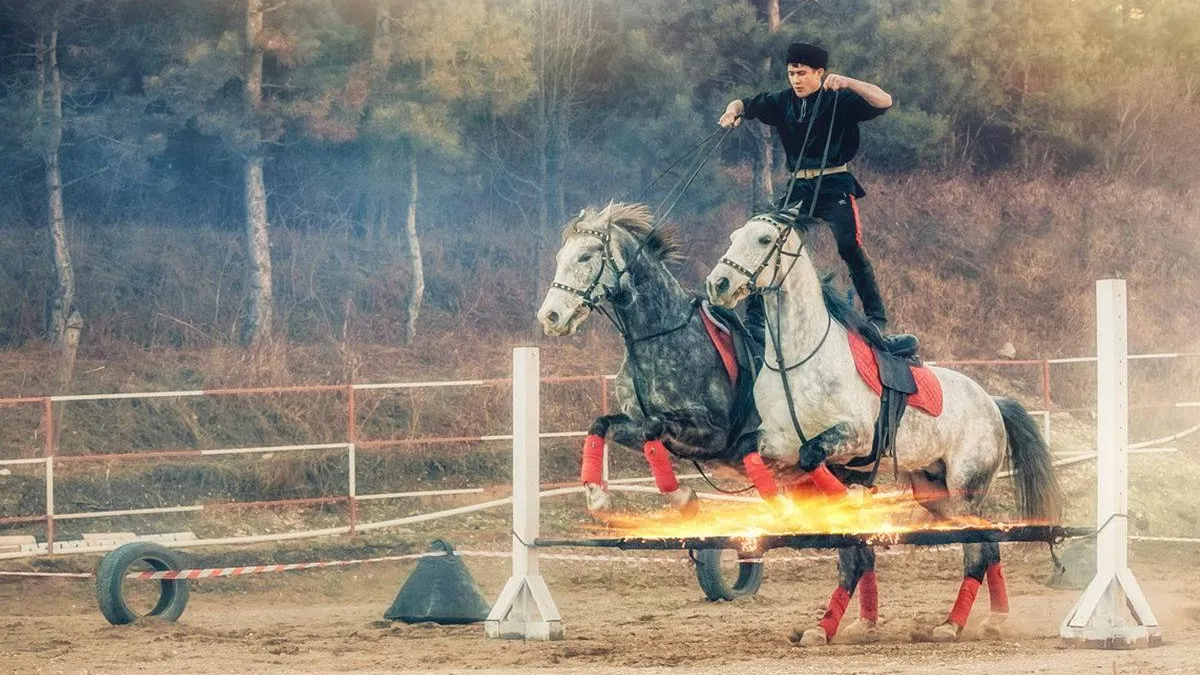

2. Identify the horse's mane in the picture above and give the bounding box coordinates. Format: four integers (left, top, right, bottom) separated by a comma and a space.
561, 202, 683, 264
820, 275, 887, 351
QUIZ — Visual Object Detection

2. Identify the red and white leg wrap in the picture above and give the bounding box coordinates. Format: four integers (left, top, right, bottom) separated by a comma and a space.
808, 464, 848, 498
817, 586, 852, 638
643, 439, 679, 493
947, 576, 982, 628
580, 433, 606, 486
985, 563, 1009, 614
858, 571, 879, 624
742, 452, 779, 499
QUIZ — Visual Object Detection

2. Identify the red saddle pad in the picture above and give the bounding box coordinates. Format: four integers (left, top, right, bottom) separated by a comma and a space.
848, 331, 943, 417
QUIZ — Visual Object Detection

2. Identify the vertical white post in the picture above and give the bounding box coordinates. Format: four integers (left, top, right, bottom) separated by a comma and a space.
486, 347, 563, 640
45, 457, 55, 555
1061, 280, 1161, 648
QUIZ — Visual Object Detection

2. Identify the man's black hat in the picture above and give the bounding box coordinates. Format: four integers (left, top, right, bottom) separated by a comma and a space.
785, 42, 828, 70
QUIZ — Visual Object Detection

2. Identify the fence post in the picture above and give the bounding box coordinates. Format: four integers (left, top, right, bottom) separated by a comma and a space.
43, 397, 55, 555
1060, 279, 1161, 648
485, 347, 563, 640
346, 386, 358, 535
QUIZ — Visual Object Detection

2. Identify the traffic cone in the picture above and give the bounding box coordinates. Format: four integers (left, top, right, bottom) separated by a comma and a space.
384, 540, 491, 624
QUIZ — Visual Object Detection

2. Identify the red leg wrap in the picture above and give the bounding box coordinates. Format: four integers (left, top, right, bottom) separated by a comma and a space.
785, 475, 820, 501
808, 464, 848, 498
643, 440, 679, 493
580, 434, 606, 486
986, 563, 1009, 614
742, 452, 779, 499
817, 586, 852, 638
858, 571, 879, 623
947, 577, 982, 628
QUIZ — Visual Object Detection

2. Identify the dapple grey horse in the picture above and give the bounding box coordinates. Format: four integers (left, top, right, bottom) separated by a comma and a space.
706, 209, 1062, 645
537, 202, 775, 517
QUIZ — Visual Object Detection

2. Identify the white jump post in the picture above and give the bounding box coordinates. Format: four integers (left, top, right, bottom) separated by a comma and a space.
1060, 279, 1161, 648
485, 347, 563, 640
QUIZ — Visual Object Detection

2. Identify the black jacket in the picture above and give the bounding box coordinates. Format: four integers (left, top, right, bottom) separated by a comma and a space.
741, 88, 887, 200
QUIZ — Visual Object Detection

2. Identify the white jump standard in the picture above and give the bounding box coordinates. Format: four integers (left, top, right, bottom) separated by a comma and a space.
1060, 279, 1161, 648
485, 347, 563, 640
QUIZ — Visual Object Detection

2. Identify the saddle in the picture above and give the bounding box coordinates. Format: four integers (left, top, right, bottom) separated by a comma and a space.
845, 331, 943, 482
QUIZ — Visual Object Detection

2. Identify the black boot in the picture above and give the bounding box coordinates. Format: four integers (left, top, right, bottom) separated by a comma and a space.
863, 319, 921, 359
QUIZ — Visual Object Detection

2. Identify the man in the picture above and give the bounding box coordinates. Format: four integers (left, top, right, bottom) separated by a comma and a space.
719, 42, 914, 353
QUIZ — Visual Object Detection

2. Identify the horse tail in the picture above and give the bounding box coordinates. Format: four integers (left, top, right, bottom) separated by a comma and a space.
994, 397, 1063, 524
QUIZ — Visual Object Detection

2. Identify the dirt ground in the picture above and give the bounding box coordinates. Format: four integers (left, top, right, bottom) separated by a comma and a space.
1, 531, 1198, 675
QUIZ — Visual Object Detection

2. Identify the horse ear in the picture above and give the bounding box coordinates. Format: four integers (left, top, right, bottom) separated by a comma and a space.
780, 205, 802, 224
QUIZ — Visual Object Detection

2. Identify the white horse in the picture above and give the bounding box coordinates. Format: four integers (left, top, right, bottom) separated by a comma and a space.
706, 209, 1061, 645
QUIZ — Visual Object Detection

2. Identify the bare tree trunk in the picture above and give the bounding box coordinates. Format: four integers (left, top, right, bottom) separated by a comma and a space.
40, 22, 81, 388
365, 0, 393, 241
404, 155, 424, 344
530, 0, 550, 336
762, 0, 779, 202
243, 0, 274, 346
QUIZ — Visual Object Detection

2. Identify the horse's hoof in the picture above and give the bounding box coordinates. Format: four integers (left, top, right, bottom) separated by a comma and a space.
929, 621, 961, 643
668, 486, 700, 519
788, 627, 828, 647
840, 618, 879, 644
845, 484, 872, 508
584, 483, 613, 514
980, 612, 1007, 638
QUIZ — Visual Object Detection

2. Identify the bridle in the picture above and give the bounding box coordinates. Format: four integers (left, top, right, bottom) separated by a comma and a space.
548, 214, 628, 311
718, 209, 808, 294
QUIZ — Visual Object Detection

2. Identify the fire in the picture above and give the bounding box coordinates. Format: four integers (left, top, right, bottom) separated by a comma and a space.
596, 489, 1008, 542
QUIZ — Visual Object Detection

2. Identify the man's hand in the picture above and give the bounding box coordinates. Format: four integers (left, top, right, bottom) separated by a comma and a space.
822, 73, 853, 91
718, 100, 744, 128
823, 73, 893, 108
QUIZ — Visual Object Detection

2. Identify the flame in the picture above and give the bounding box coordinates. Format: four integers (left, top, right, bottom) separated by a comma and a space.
595, 489, 1027, 542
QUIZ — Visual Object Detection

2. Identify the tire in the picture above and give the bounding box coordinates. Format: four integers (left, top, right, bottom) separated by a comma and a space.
95, 541, 190, 625
693, 548, 764, 601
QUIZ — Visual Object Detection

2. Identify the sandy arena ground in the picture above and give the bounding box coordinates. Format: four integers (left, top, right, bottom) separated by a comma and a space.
1, 534, 1197, 675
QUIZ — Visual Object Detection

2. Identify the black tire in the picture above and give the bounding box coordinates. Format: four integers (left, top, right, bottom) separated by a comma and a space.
693, 548, 764, 601
95, 542, 190, 625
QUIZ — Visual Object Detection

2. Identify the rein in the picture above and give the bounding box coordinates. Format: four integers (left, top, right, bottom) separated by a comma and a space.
728, 86, 843, 446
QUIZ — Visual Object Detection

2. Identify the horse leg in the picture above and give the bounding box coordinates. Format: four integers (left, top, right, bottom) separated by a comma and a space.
797, 422, 870, 502
849, 546, 881, 642
642, 416, 703, 518
725, 429, 785, 500
979, 543, 1008, 637
791, 544, 873, 647
916, 466, 1001, 642
580, 414, 634, 514
930, 541, 1000, 642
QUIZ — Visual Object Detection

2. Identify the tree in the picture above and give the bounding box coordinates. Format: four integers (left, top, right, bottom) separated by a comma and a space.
0, 0, 93, 384
357, 0, 533, 343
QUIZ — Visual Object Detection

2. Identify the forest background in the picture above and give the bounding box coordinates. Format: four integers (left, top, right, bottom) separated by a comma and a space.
1, 0, 1198, 396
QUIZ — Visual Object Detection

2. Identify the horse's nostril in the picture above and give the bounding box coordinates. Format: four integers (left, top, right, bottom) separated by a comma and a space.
715, 277, 730, 294
547, 311, 560, 324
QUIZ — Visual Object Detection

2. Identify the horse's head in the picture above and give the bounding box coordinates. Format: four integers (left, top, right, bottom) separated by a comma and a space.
706, 208, 814, 308
537, 202, 665, 336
